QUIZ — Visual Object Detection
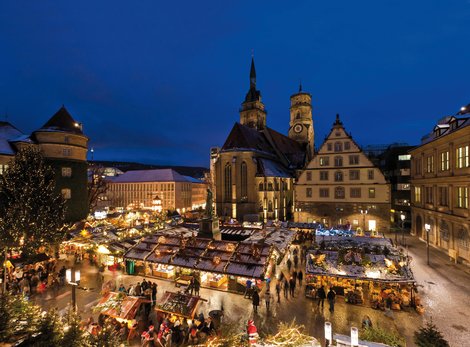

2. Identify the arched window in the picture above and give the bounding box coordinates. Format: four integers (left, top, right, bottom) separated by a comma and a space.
241, 162, 248, 200
334, 142, 343, 152
296, 112, 301, 119
258, 182, 264, 191
268, 182, 273, 191
224, 164, 232, 201
440, 221, 450, 241
335, 186, 345, 199
334, 156, 343, 167
334, 171, 343, 182
268, 200, 273, 212
458, 228, 469, 249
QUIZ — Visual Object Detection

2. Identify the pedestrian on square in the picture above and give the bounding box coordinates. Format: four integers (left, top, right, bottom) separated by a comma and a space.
275, 282, 281, 303
292, 270, 297, 283
194, 278, 200, 296
135, 282, 142, 296
327, 288, 336, 312
286, 258, 292, 272
317, 286, 326, 309
298, 271, 303, 286
152, 282, 158, 306
264, 289, 272, 311
244, 279, 253, 299
283, 279, 289, 299
289, 277, 296, 297
294, 254, 299, 269
252, 289, 260, 313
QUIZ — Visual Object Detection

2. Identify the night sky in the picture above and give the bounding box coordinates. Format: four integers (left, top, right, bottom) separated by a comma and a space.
1, 1, 470, 167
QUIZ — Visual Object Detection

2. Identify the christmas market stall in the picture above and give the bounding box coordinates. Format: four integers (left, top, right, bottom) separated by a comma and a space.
156, 291, 204, 321
305, 236, 423, 313
96, 291, 152, 323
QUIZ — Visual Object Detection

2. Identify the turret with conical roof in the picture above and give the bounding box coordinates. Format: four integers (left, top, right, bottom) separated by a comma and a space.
240, 57, 266, 130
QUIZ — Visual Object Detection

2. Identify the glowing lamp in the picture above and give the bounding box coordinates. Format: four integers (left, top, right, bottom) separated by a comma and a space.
351, 326, 359, 346
324, 321, 332, 343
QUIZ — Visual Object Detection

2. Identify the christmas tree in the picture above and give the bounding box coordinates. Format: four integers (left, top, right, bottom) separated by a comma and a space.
62, 308, 91, 347
35, 309, 64, 346
0, 147, 67, 258
414, 319, 449, 347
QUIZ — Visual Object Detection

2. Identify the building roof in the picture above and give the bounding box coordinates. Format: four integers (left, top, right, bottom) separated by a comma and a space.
222, 122, 305, 172
0, 121, 24, 155
36, 106, 84, 135
257, 158, 291, 178
110, 168, 202, 183
418, 115, 470, 147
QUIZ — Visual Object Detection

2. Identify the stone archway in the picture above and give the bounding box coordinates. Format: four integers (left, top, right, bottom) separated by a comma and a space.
415, 215, 423, 238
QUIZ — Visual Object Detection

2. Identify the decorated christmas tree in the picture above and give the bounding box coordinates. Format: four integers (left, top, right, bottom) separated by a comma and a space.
62, 308, 91, 347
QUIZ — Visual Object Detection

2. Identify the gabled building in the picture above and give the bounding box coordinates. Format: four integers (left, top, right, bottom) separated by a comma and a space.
410, 114, 470, 263
213, 58, 312, 222
295, 115, 391, 232
0, 106, 89, 222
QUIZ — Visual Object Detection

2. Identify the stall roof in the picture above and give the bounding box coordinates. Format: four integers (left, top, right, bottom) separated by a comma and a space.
98, 292, 151, 321
157, 291, 202, 319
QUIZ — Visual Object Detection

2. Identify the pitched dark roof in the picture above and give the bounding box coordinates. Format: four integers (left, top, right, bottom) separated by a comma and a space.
222, 123, 305, 170
37, 106, 84, 135
0, 121, 24, 155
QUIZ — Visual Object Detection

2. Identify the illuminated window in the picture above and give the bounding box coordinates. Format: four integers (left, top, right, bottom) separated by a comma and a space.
368, 188, 376, 198
319, 157, 330, 166
0, 164, 9, 175
457, 187, 468, 209
398, 154, 411, 161
426, 155, 434, 173
456, 145, 469, 168
62, 167, 72, 177
415, 187, 421, 203
61, 188, 71, 200
440, 151, 449, 171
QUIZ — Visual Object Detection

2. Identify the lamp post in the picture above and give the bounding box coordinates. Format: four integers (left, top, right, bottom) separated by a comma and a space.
425, 223, 431, 266
296, 208, 301, 223
324, 321, 332, 347
400, 213, 406, 245
66, 268, 80, 311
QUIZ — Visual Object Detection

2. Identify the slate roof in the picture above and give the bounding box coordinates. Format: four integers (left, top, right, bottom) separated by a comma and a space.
0, 121, 24, 155
37, 106, 84, 135
419, 115, 470, 146
222, 122, 305, 173
111, 168, 204, 183
257, 158, 291, 178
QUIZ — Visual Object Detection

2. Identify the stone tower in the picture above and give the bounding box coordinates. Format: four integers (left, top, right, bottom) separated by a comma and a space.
288, 83, 314, 160
239, 57, 267, 130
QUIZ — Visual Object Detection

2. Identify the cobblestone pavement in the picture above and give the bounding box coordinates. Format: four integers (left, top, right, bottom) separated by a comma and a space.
30, 232, 470, 346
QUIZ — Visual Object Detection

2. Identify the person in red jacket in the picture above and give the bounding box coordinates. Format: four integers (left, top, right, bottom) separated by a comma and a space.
247, 319, 259, 345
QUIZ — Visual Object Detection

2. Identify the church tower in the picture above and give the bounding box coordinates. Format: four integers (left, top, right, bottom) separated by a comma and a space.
288, 83, 314, 159
239, 57, 267, 130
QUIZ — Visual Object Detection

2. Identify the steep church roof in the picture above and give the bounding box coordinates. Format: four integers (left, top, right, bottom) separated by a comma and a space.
0, 121, 24, 155
37, 106, 84, 135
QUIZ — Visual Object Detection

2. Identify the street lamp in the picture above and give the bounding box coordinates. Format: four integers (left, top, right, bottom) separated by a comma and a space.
425, 223, 431, 266
295, 208, 301, 223
66, 268, 80, 311
400, 213, 406, 245
324, 321, 332, 347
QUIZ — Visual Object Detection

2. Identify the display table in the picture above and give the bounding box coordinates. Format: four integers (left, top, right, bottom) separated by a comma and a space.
209, 275, 227, 288
175, 275, 193, 287
153, 270, 173, 279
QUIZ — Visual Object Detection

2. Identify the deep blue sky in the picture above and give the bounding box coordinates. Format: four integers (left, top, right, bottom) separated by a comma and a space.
1, 1, 470, 167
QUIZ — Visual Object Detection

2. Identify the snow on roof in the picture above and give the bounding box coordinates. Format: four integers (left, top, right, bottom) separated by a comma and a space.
111, 169, 199, 183
258, 158, 291, 178
0, 122, 24, 155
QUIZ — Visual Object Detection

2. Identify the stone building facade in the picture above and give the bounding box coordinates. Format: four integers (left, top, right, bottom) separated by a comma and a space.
0, 106, 89, 222
213, 58, 310, 222
295, 115, 391, 232
410, 114, 470, 263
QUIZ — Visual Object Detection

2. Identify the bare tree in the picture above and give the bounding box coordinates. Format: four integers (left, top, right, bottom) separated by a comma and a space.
87, 164, 109, 213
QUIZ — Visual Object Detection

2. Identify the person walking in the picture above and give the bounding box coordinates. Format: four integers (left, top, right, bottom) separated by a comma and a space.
327, 288, 336, 312
244, 279, 253, 299
275, 282, 281, 303
152, 282, 158, 306
297, 271, 303, 286
294, 254, 299, 269
264, 289, 272, 311
292, 270, 297, 283
317, 286, 326, 309
283, 279, 289, 299
286, 258, 292, 272
252, 289, 260, 313
194, 278, 200, 296
289, 277, 296, 298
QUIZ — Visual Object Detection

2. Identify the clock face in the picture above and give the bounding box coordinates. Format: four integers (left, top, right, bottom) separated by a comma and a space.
294, 124, 303, 133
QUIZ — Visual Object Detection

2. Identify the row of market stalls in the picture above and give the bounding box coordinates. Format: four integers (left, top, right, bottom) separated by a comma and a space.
305, 236, 423, 313
124, 228, 296, 294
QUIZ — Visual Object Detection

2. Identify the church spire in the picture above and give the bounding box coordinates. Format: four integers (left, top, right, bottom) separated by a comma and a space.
250, 56, 256, 88
299, 80, 302, 93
